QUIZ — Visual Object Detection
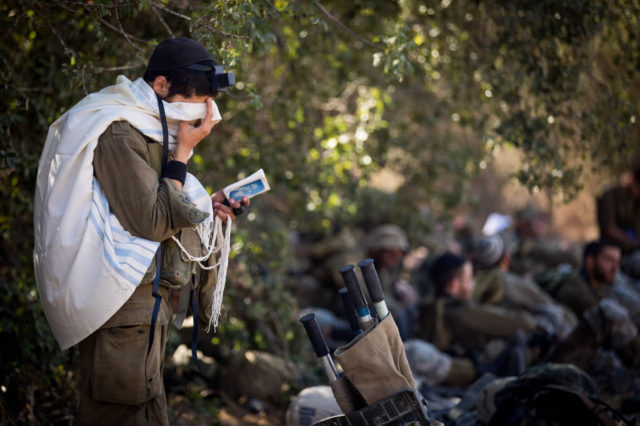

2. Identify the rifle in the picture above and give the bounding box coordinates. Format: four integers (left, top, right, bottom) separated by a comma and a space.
339, 264, 375, 331
358, 258, 390, 320
300, 312, 367, 414
300, 313, 340, 382
338, 287, 363, 337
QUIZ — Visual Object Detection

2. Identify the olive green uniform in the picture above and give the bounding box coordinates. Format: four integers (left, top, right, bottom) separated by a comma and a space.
415, 296, 536, 356
597, 185, 640, 252
510, 237, 579, 278
542, 270, 640, 327
473, 269, 577, 339
78, 121, 217, 425
474, 269, 550, 310
541, 271, 598, 320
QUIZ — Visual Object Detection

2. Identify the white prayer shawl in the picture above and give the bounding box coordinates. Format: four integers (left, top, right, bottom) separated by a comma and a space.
34, 76, 222, 350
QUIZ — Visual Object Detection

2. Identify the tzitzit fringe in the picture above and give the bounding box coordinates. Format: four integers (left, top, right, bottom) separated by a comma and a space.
171, 214, 232, 332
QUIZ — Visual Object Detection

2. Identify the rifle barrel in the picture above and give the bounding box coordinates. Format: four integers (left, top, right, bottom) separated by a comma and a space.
300, 313, 340, 381
358, 258, 390, 320
339, 264, 375, 330
338, 287, 363, 336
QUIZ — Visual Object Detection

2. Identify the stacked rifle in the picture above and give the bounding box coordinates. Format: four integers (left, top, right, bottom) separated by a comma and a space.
300, 258, 432, 425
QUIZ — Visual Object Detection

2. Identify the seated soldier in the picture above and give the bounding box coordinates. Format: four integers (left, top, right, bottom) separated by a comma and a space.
363, 224, 419, 340
509, 204, 579, 279
415, 252, 546, 376
472, 234, 577, 341
597, 166, 640, 279
541, 240, 640, 327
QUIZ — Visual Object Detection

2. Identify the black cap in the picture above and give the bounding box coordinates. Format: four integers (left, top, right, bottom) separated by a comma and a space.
146, 38, 214, 72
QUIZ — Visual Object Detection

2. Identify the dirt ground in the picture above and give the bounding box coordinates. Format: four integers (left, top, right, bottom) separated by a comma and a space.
168, 391, 287, 426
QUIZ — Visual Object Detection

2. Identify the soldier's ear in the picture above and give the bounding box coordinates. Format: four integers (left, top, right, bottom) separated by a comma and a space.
152, 76, 171, 98
584, 255, 594, 271
445, 277, 459, 297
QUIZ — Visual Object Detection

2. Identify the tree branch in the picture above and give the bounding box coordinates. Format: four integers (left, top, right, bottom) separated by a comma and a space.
192, 22, 251, 40
312, 0, 379, 49
151, 1, 191, 21
59, 0, 138, 8
46, 1, 149, 45
81, 64, 88, 96
114, 2, 145, 53
93, 63, 145, 72
96, 15, 148, 44
151, 4, 175, 38
31, 3, 72, 57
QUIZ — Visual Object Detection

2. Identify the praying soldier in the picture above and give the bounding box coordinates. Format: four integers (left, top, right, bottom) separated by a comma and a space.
34, 38, 250, 425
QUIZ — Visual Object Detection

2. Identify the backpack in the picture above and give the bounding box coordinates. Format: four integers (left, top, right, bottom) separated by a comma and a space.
488, 363, 635, 426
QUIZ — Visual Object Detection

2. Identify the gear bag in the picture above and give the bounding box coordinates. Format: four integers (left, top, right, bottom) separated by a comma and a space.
488, 363, 635, 426
333, 315, 416, 405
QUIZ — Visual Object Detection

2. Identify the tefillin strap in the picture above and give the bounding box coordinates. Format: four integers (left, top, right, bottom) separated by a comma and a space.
190, 275, 202, 371
146, 94, 169, 357
144, 94, 170, 424
150, 93, 202, 372
156, 93, 170, 172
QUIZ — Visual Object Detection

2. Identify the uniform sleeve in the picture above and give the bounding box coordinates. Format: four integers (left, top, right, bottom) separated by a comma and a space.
552, 275, 598, 318
596, 187, 640, 251
502, 273, 553, 311
453, 303, 537, 338
93, 121, 206, 242
473, 270, 505, 305
596, 188, 617, 238
527, 240, 579, 268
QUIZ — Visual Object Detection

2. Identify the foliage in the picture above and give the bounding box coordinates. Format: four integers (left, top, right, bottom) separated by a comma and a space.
396, 0, 640, 197
1, 0, 639, 422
